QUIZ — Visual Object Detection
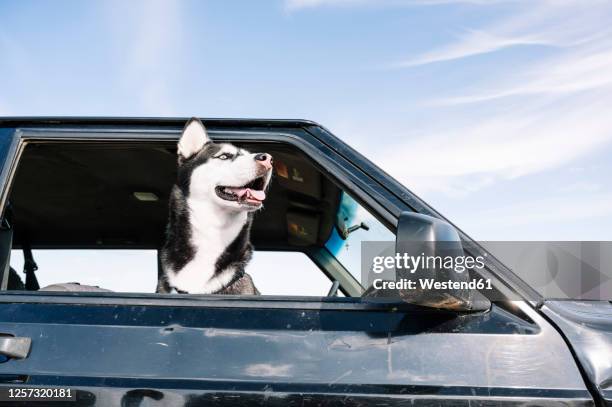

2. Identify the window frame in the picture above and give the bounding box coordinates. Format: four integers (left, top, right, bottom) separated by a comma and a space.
0, 120, 545, 307
0, 125, 400, 307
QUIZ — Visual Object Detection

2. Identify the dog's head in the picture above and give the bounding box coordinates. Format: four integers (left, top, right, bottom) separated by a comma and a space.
176, 118, 273, 212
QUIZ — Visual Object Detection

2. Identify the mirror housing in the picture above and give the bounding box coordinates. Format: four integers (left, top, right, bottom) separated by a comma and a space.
393, 211, 490, 312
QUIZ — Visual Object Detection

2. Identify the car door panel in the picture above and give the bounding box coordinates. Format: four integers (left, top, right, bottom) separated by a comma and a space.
0, 296, 594, 406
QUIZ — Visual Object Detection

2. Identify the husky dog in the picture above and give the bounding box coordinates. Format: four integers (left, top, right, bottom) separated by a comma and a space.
158, 118, 273, 295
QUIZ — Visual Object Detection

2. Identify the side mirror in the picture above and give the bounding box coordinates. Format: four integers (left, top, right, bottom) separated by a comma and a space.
393, 211, 490, 311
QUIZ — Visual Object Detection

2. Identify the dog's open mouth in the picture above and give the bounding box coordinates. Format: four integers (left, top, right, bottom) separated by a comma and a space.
215, 176, 267, 206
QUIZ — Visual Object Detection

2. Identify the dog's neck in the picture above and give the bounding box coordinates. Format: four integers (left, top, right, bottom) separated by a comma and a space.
190, 197, 247, 231
165, 195, 251, 294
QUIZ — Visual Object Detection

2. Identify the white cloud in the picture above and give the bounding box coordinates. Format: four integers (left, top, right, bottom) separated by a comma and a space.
110, 0, 184, 115
394, 30, 555, 68
433, 41, 612, 105
369, 0, 612, 198
458, 192, 612, 240
284, 0, 612, 239
557, 181, 601, 194
376, 91, 612, 197
395, 0, 611, 67
285, 0, 331, 10
285, 0, 518, 12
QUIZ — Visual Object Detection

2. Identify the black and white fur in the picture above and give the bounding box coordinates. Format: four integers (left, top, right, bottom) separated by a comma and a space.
158, 118, 273, 295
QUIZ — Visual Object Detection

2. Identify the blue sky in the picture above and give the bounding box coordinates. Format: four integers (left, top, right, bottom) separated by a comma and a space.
2, 0, 612, 240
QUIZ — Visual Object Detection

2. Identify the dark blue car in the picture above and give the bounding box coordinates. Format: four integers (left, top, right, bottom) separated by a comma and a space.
0, 117, 609, 406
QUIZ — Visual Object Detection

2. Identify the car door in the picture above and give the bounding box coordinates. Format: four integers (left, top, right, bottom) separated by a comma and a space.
0, 118, 596, 406
0, 293, 595, 406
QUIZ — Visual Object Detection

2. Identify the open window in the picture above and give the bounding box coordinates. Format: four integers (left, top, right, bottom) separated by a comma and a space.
3, 138, 394, 297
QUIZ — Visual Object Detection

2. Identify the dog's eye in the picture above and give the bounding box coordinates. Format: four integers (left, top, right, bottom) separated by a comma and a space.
217, 153, 231, 160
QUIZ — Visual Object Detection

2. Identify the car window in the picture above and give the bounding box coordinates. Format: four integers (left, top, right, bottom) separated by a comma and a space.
3, 140, 389, 298
325, 192, 395, 282
9, 249, 335, 296
247, 251, 337, 296
10, 249, 157, 293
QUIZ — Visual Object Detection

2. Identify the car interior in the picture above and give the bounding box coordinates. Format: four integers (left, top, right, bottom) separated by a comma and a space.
3, 141, 390, 297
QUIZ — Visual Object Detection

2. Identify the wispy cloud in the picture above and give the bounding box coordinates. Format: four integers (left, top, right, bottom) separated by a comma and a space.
433, 40, 612, 104
394, 30, 555, 68
377, 92, 612, 197
369, 0, 612, 199
285, 0, 517, 12
395, 1, 608, 67
459, 192, 612, 240
107, 0, 184, 115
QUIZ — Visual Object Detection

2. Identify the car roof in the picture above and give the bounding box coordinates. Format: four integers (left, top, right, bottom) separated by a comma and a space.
0, 116, 321, 131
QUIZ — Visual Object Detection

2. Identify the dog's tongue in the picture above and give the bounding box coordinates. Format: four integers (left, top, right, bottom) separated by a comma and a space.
229, 188, 266, 202
247, 189, 266, 201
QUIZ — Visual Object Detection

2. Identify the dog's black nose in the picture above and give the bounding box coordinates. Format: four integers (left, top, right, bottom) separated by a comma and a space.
254, 153, 271, 162
254, 153, 273, 170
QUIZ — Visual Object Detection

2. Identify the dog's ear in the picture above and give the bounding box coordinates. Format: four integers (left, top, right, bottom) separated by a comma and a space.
178, 118, 209, 159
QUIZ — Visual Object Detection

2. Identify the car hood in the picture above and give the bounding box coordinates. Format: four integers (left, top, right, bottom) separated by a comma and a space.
541, 300, 612, 405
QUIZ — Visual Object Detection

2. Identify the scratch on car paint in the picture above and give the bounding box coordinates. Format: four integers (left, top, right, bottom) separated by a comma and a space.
328, 335, 388, 351
262, 384, 274, 401
244, 363, 293, 377
332, 338, 352, 349
203, 328, 307, 340
160, 324, 185, 334
387, 342, 393, 375
329, 370, 353, 385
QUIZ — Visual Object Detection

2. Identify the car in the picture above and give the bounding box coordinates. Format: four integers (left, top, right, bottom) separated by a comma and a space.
0, 117, 609, 406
